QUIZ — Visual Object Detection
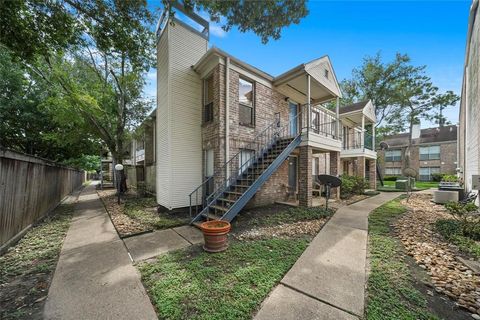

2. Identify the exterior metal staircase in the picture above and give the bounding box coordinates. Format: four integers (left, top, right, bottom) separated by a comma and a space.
189, 112, 303, 227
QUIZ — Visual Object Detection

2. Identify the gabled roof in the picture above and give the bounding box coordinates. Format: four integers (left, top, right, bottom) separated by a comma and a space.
193, 47, 342, 99
384, 125, 458, 146
339, 100, 369, 114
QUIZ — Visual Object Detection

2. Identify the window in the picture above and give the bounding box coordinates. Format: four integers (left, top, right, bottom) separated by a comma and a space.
311, 110, 320, 133
419, 167, 440, 181
205, 149, 214, 196
203, 76, 214, 123
239, 78, 254, 126
312, 157, 319, 176
324, 69, 329, 79
385, 167, 402, 176
419, 145, 440, 160
239, 149, 255, 175
385, 150, 401, 162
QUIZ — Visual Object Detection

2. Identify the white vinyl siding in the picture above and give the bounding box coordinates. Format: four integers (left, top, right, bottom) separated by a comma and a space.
156, 21, 208, 209
419, 145, 440, 160
156, 27, 170, 206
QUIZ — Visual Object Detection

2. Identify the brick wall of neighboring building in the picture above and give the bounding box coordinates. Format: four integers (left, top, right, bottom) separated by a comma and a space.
378, 140, 457, 180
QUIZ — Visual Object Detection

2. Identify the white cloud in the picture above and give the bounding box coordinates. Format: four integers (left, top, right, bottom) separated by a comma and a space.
210, 25, 227, 38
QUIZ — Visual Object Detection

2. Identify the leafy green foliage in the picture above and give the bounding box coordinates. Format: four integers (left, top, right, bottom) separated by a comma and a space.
62, 155, 101, 171
340, 175, 369, 199
440, 175, 458, 183
383, 176, 398, 181
0, 46, 101, 161
139, 238, 309, 320
431, 173, 446, 182
170, 0, 308, 44
443, 201, 479, 237
341, 52, 459, 138
367, 196, 439, 320
435, 219, 480, 259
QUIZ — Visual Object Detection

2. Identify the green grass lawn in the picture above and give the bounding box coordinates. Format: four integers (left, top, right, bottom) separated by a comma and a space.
0, 203, 74, 319
378, 180, 438, 191
435, 219, 480, 259
139, 238, 309, 320
367, 196, 439, 320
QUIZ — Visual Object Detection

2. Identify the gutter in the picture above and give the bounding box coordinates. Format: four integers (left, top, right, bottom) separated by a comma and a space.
225, 57, 230, 178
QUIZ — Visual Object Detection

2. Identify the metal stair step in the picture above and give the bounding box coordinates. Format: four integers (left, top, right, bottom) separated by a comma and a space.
201, 212, 222, 220
210, 205, 229, 212
218, 198, 236, 203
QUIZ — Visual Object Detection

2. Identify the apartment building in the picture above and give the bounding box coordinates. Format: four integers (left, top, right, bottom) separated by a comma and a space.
378, 125, 457, 181
459, 0, 480, 203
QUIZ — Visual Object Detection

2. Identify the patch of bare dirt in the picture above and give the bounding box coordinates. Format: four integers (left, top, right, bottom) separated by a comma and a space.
234, 218, 328, 241
397, 194, 480, 316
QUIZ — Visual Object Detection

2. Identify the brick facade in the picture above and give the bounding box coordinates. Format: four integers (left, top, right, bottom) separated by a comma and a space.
299, 146, 313, 207
378, 140, 457, 180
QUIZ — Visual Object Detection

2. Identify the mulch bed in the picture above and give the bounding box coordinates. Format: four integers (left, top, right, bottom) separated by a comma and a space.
97, 189, 149, 237
397, 194, 480, 316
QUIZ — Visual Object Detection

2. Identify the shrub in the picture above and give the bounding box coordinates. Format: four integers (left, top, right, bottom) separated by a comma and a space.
383, 176, 398, 181
444, 201, 479, 237
431, 173, 446, 182
441, 175, 459, 183
340, 175, 369, 199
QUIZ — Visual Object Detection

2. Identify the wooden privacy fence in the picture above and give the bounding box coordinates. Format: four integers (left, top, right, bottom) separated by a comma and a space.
0, 148, 85, 251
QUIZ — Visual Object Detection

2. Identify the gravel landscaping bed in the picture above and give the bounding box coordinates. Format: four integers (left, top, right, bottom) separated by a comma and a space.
398, 194, 480, 317
97, 189, 189, 237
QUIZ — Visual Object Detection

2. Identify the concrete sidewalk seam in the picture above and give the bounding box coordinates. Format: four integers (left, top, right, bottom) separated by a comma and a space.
280, 283, 361, 319
172, 227, 194, 245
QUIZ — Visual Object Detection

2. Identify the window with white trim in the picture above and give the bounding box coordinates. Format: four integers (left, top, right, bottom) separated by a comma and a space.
385, 150, 401, 162
203, 76, 214, 123
419, 167, 440, 181
239, 78, 254, 126
238, 149, 255, 175
385, 167, 402, 176
419, 145, 440, 160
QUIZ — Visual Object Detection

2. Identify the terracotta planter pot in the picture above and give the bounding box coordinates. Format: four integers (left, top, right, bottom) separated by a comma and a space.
200, 220, 231, 253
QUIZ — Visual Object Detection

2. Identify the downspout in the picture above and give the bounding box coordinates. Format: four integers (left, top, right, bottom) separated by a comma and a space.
225, 57, 230, 179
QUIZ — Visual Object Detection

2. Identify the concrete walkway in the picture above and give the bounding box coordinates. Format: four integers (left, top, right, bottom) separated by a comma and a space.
255, 192, 402, 320
43, 183, 157, 320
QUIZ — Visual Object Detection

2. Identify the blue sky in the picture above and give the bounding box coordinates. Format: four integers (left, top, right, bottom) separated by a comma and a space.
145, 1, 471, 128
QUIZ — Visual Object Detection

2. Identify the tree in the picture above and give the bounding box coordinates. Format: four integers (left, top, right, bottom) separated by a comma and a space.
341, 53, 421, 130
1, 0, 308, 166
167, 0, 308, 43
0, 46, 101, 160
391, 67, 459, 167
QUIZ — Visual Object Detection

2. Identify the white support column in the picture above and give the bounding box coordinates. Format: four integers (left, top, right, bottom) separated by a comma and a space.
372, 124, 376, 150
361, 114, 365, 149
307, 74, 311, 136
336, 97, 340, 139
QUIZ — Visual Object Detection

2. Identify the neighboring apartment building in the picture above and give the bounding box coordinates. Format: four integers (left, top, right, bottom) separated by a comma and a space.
125, 110, 157, 194
152, 6, 376, 225
459, 0, 479, 202
378, 125, 458, 181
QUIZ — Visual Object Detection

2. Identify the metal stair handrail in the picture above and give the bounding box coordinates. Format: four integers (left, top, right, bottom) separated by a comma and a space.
189, 109, 307, 218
